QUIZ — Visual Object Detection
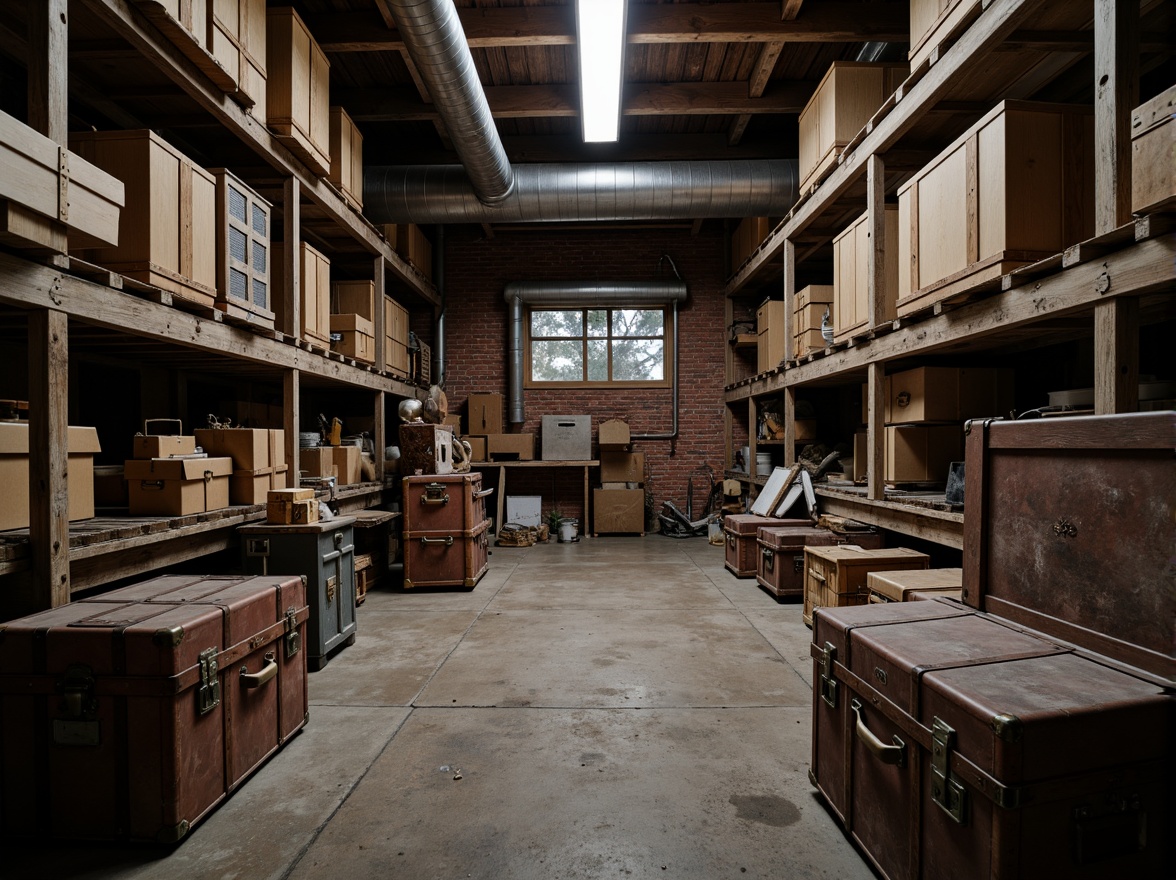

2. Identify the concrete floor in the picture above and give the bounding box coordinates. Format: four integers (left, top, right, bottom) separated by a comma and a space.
9, 537, 876, 880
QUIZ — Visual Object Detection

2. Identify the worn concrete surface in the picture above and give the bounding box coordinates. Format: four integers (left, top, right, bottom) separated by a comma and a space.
6, 537, 874, 880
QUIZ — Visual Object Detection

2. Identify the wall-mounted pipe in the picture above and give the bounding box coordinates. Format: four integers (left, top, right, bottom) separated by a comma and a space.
502, 282, 687, 434
433, 224, 445, 386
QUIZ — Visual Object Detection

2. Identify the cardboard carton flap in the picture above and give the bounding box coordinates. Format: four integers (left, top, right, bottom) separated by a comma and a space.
124, 456, 233, 480
0, 423, 101, 454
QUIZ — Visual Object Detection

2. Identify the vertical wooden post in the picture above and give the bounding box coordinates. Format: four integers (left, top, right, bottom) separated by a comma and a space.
373, 256, 386, 373
782, 238, 796, 465
866, 155, 887, 329
866, 362, 885, 501
27, 0, 69, 144
783, 386, 797, 467
284, 369, 300, 488
747, 397, 758, 479
281, 177, 301, 340
29, 308, 71, 608
373, 391, 385, 484
1093, 0, 1140, 414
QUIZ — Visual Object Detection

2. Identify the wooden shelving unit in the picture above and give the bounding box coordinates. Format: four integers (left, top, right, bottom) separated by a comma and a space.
722, 0, 1176, 549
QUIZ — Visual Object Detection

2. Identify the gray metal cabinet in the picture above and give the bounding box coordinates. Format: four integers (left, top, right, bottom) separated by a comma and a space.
239, 516, 357, 670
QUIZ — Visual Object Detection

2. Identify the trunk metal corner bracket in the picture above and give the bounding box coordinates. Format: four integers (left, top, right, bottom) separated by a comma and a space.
818, 642, 838, 708
197, 648, 220, 716
931, 716, 969, 824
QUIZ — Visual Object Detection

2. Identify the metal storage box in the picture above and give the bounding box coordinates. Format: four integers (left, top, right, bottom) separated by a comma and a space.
239, 516, 357, 671
542, 415, 591, 461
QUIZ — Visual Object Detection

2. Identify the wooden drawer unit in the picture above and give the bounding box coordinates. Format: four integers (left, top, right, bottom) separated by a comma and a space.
896, 101, 1093, 316
832, 206, 898, 342
70, 130, 217, 307
384, 295, 410, 378
793, 284, 833, 357
803, 545, 929, 626
266, 7, 330, 177
1131, 84, 1175, 215
329, 106, 363, 211
756, 299, 786, 373
272, 240, 331, 347
208, 168, 273, 327
798, 62, 908, 191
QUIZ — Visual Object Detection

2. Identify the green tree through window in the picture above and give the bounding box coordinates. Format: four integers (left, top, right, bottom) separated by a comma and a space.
528, 308, 669, 386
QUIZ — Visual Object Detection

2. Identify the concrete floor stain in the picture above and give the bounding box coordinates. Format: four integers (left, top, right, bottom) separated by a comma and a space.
729, 794, 801, 827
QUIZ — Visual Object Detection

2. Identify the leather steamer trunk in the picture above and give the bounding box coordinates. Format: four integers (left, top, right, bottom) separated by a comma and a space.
755, 526, 839, 600
723, 515, 809, 578
962, 412, 1176, 683
0, 574, 309, 842
402, 473, 493, 534
810, 601, 1173, 880
403, 518, 491, 590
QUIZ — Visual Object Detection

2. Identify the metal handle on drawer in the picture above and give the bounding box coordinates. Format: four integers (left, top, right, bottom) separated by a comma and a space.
808, 568, 827, 584
851, 699, 905, 767
421, 492, 450, 505
474, 488, 495, 499
420, 536, 454, 547
240, 652, 277, 689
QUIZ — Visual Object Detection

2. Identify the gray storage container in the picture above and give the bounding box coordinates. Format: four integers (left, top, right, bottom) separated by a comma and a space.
541, 415, 591, 461
239, 515, 357, 671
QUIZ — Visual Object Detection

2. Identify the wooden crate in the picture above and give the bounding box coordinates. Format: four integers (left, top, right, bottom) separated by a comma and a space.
731, 216, 769, 269
0, 109, 123, 253
266, 7, 330, 177
884, 424, 962, 483
329, 106, 363, 211
384, 295, 410, 378
1132, 84, 1175, 215
793, 284, 833, 357
798, 62, 908, 191
396, 224, 432, 280
330, 313, 375, 364
756, 299, 786, 373
208, 168, 273, 327
896, 101, 1093, 317
70, 130, 217, 307
802, 545, 929, 626
332, 279, 374, 321
832, 205, 898, 342
272, 240, 331, 347
909, 0, 982, 71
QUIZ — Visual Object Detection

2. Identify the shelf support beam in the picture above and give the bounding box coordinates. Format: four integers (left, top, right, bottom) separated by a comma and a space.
284, 369, 300, 488
866, 362, 885, 501
374, 391, 386, 485
373, 255, 386, 374
782, 238, 795, 365
281, 177, 301, 340
1094, 297, 1139, 414
866, 154, 887, 329
27, 0, 69, 144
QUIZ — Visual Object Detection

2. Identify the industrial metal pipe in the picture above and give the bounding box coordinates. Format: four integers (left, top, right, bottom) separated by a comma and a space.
433, 224, 445, 386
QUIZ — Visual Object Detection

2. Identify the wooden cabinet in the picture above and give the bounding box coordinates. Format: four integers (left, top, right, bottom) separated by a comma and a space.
332, 279, 375, 321
756, 299, 786, 373
329, 107, 363, 211
832, 205, 898, 342
1131, 84, 1175, 215
908, 0, 981, 70
384, 295, 410, 378
209, 168, 273, 327
272, 240, 330, 347
731, 216, 769, 269
266, 7, 331, 177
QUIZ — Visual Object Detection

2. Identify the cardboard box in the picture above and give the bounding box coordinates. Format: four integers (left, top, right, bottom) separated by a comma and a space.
466, 436, 487, 462
1131, 84, 1176, 215
467, 393, 504, 435
270, 464, 289, 490
269, 430, 286, 470
333, 445, 363, 485
133, 434, 198, 459
506, 496, 542, 528
487, 433, 534, 461
0, 424, 101, 531
230, 468, 274, 505
598, 418, 630, 447
600, 450, 644, 484
541, 415, 591, 461
330, 313, 375, 363
885, 367, 1014, 424
194, 427, 277, 471
592, 488, 645, 535
300, 447, 336, 479
124, 456, 232, 516
884, 425, 962, 483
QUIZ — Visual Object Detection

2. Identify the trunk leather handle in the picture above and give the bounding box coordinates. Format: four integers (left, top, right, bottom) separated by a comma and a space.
240, 652, 277, 689
851, 699, 905, 767
808, 567, 827, 584
474, 488, 495, 499
420, 536, 455, 547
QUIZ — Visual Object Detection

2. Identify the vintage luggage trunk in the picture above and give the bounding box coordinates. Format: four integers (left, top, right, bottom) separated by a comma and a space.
399, 423, 454, 476
962, 412, 1176, 682
868, 567, 963, 603
755, 526, 839, 600
403, 517, 491, 590
724, 515, 809, 578
810, 601, 1174, 880
239, 517, 357, 671
402, 473, 492, 534
0, 574, 308, 842
803, 546, 929, 626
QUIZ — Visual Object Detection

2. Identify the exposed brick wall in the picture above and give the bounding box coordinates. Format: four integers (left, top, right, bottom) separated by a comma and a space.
440, 225, 729, 527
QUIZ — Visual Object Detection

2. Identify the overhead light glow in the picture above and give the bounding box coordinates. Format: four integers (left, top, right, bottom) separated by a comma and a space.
576, 0, 627, 143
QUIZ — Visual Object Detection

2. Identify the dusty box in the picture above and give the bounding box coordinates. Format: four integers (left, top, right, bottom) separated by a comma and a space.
328, 106, 363, 212
133, 433, 197, 460
229, 468, 274, 505
867, 567, 963, 603
299, 447, 336, 480
885, 424, 962, 483
466, 436, 487, 461
803, 545, 929, 626
384, 295, 410, 378
793, 284, 834, 356
194, 427, 276, 471
70, 130, 217, 308
467, 393, 504, 436
592, 488, 645, 535
598, 418, 630, 447
0, 424, 101, 531
400, 423, 453, 475
897, 101, 1093, 316
833, 205, 898, 342
600, 450, 644, 484
271, 241, 331, 347
885, 367, 1014, 424
1132, 84, 1176, 215
542, 415, 591, 461
330, 313, 375, 364
332, 280, 374, 321
208, 168, 272, 327
266, 499, 317, 524
332, 445, 363, 485
486, 433, 534, 461
756, 299, 786, 373
124, 456, 233, 516
731, 216, 769, 268
266, 7, 330, 177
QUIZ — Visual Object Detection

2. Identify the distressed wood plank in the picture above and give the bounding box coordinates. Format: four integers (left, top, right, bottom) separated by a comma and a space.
28, 308, 70, 610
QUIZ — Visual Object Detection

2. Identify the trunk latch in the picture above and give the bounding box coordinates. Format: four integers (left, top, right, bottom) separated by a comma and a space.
931, 717, 968, 824
762, 546, 774, 571
817, 642, 838, 708
197, 648, 220, 715
284, 607, 302, 658
421, 483, 449, 505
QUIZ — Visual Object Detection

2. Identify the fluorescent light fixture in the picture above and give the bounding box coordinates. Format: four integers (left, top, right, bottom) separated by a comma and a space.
576, 0, 627, 143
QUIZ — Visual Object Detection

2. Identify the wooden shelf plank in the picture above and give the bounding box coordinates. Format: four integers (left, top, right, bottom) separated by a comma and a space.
815, 487, 964, 550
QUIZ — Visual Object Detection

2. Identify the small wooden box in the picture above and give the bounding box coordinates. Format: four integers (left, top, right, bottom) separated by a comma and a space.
396, 224, 433, 280
70, 130, 217, 307
330, 313, 375, 364
266, 7, 330, 177
266, 498, 318, 524
802, 545, 929, 626
909, 0, 982, 70
384, 295, 410, 378
329, 106, 363, 211
793, 284, 833, 356
209, 168, 273, 327
732, 216, 769, 269
756, 299, 786, 373
798, 62, 908, 191
896, 101, 1093, 316
1131, 84, 1176, 215
333, 280, 375, 321
833, 205, 898, 342
867, 567, 963, 603
272, 240, 331, 347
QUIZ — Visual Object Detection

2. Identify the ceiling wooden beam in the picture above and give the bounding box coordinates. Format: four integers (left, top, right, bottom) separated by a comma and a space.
781, 1, 805, 20
729, 40, 785, 145
309, 3, 909, 53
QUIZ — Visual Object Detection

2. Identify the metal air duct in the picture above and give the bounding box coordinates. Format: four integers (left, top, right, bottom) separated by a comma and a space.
503, 282, 688, 436
366, 160, 797, 225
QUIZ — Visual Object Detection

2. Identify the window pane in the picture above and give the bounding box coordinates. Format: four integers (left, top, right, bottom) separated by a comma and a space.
531, 309, 583, 338
612, 309, 664, 337
612, 339, 664, 381
531, 340, 583, 381
587, 309, 608, 337
587, 339, 608, 381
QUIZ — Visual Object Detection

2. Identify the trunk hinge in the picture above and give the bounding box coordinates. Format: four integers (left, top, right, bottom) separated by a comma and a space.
197, 648, 221, 716
284, 607, 301, 658
931, 716, 968, 824
817, 642, 838, 708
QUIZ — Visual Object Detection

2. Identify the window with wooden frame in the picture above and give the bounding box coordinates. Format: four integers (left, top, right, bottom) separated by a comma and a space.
526, 307, 672, 388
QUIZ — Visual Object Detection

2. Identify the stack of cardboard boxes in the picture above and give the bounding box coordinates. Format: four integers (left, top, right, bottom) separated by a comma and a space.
330, 280, 376, 365
194, 427, 287, 504
300, 442, 363, 486
464, 393, 535, 461
124, 424, 232, 516
593, 419, 645, 536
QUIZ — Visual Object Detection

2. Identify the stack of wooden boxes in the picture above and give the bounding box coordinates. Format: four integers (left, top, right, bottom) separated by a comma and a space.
194, 427, 287, 504
124, 425, 232, 516
593, 419, 644, 536
465, 393, 534, 461
756, 299, 785, 373
266, 487, 317, 524
793, 284, 833, 357
330, 279, 376, 365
